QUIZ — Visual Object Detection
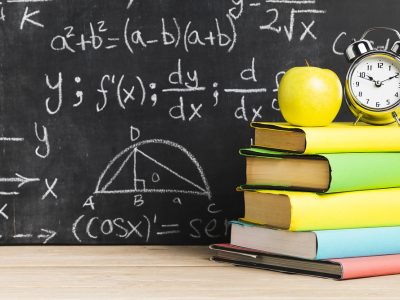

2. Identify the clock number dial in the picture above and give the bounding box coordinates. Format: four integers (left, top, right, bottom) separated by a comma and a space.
350, 54, 400, 110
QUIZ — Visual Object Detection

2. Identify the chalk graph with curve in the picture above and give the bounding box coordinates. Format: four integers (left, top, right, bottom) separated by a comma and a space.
94, 139, 212, 200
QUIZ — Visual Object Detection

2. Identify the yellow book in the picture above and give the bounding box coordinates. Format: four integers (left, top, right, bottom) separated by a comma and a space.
241, 188, 400, 231
252, 122, 400, 154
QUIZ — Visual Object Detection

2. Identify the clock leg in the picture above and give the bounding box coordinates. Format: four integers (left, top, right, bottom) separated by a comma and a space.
392, 111, 400, 126
353, 113, 363, 126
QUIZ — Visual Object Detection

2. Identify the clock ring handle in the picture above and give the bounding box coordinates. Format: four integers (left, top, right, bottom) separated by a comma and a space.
360, 27, 400, 40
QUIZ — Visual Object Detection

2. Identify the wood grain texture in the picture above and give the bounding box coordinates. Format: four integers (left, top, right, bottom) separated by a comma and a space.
0, 246, 399, 300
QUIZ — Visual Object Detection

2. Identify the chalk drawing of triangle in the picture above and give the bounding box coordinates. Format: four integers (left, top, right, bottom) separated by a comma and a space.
94, 140, 211, 198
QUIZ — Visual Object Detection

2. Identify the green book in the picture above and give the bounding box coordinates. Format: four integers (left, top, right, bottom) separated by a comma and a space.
240, 147, 400, 193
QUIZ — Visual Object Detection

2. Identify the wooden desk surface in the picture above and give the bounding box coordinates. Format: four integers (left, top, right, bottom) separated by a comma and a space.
0, 246, 398, 299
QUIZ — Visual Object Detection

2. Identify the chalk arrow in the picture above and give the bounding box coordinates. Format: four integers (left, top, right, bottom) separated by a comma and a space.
37, 228, 57, 244
0, 173, 40, 188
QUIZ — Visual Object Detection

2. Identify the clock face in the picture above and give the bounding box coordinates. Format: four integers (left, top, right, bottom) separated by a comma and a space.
349, 53, 400, 111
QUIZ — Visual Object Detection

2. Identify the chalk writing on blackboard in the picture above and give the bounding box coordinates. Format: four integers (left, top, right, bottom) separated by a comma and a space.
0, 174, 40, 196
3, 0, 392, 245
13, 228, 56, 244
94, 139, 212, 198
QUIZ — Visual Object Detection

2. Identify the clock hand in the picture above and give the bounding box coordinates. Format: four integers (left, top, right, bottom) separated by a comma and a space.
365, 74, 377, 83
381, 73, 400, 84
359, 74, 384, 88
359, 74, 377, 83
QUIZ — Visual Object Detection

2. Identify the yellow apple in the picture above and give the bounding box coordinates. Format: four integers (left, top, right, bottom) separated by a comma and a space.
278, 66, 343, 127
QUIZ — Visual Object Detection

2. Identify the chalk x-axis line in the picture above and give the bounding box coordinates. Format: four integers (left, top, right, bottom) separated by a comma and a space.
95, 189, 209, 196
265, 0, 316, 3
0, 137, 24, 142
0, 191, 19, 196
7, 0, 52, 2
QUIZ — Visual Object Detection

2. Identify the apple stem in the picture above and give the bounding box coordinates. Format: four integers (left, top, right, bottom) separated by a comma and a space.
305, 59, 310, 67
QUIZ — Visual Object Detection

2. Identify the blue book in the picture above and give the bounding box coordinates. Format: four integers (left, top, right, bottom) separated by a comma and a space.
230, 221, 400, 260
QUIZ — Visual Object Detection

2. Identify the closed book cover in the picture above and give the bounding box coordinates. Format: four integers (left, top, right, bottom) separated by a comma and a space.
251, 122, 400, 154
210, 243, 400, 280
240, 147, 400, 193
230, 221, 400, 259
240, 188, 400, 231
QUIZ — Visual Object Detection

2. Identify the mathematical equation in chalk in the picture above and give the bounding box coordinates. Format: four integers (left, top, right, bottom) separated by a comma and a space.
47, 1, 326, 54
1, 0, 327, 47
50, 16, 238, 54
249, 0, 327, 42
44, 58, 284, 122
72, 213, 229, 243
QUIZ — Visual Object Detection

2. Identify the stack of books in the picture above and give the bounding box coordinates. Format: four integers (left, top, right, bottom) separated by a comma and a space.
211, 122, 400, 280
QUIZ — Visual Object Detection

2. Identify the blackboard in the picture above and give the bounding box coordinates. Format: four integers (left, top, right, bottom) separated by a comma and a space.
0, 0, 398, 244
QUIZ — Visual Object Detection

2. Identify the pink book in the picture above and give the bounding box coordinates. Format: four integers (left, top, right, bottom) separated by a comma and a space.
333, 255, 400, 279
210, 243, 400, 280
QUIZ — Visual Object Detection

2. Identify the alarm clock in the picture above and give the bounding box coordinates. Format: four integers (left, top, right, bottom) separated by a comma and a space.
345, 27, 400, 125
